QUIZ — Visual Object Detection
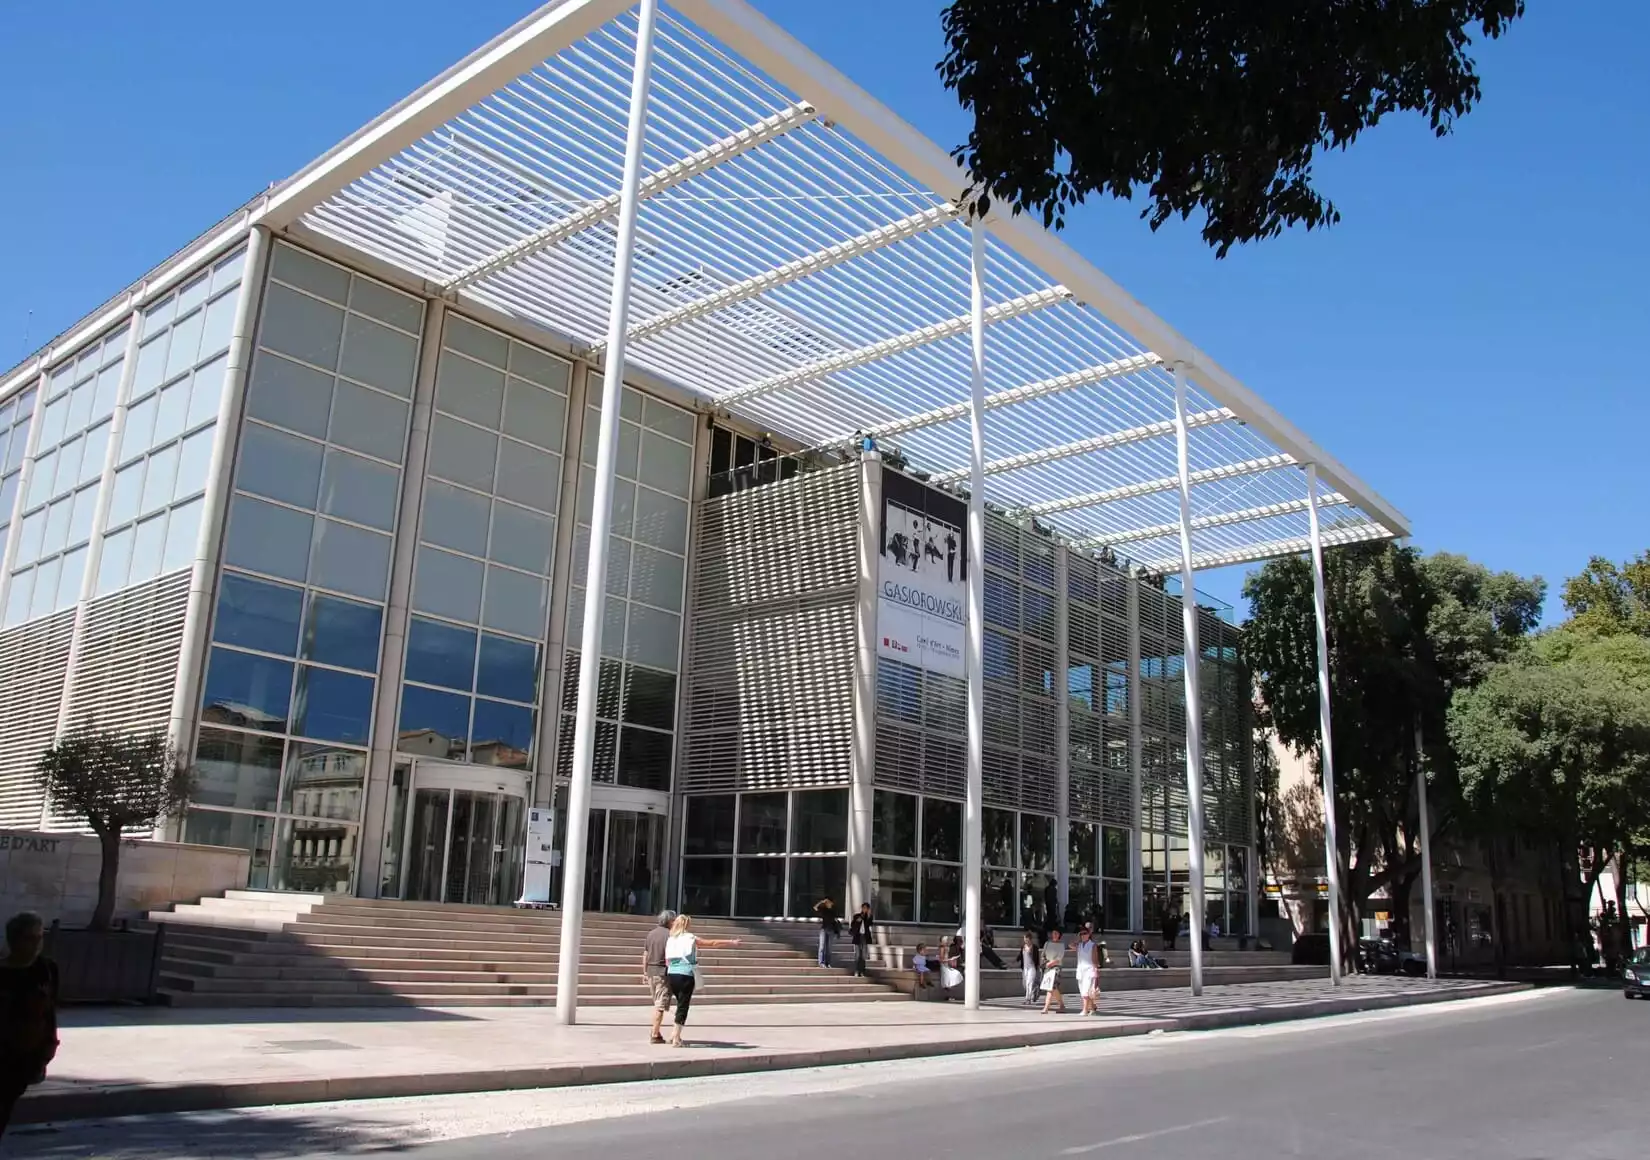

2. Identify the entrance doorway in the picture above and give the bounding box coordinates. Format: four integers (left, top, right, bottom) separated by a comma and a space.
401, 762, 529, 906
545, 786, 669, 914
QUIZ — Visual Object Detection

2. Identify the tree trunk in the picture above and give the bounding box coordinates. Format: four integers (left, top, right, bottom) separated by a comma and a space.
92, 826, 121, 931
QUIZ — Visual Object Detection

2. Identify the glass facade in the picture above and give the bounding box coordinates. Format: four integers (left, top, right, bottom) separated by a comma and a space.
679, 789, 848, 918
195, 243, 422, 891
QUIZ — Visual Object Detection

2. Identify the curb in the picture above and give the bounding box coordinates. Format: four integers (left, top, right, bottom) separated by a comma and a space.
15, 982, 1528, 1124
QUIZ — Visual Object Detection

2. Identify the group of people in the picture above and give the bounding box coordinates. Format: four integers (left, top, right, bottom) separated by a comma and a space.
639, 910, 742, 1046
1, 911, 59, 1139
1016, 924, 1111, 1015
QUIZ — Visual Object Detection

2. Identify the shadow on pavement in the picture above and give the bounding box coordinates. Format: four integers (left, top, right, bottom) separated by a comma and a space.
4, 1106, 427, 1159
58, 1005, 478, 1028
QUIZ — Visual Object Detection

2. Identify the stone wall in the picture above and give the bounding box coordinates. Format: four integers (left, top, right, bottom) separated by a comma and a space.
0, 830, 250, 927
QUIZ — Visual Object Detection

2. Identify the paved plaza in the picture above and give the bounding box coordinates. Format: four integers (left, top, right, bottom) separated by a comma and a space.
18, 976, 1522, 1124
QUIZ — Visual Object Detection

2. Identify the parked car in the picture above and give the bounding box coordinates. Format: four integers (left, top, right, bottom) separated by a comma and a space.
1625, 947, 1650, 1000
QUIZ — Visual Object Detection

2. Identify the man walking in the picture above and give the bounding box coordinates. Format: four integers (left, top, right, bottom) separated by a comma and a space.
1161, 907, 1180, 952
641, 909, 678, 1045
850, 902, 875, 977
814, 896, 842, 967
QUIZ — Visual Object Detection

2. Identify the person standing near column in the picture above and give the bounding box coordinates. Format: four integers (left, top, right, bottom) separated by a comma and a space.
850, 902, 875, 978
640, 909, 678, 1045
813, 896, 842, 968
1, 913, 58, 1140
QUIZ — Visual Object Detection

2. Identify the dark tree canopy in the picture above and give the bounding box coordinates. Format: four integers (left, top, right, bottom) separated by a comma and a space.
938, 0, 1524, 254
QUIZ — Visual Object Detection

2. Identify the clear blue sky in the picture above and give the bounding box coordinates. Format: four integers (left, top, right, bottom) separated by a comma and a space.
3, 2, 1644, 621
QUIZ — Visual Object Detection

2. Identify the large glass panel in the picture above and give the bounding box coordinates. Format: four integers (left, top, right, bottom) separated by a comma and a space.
339, 314, 418, 396
182, 809, 273, 890
488, 501, 552, 574
873, 790, 917, 858
503, 377, 566, 451
329, 381, 407, 464
734, 857, 785, 917
475, 632, 536, 703
272, 817, 358, 894
872, 858, 915, 921
789, 856, 847, 917
984, 868, 1015, 926
192, 727, 284, 812
309, 518, 390, 600
481, 565, 547, 639
683, 795, 735, 856
261, 283, 344, 370
921, 863, 961, 925
273, 245, 350, 304
983, 808, 1016, 867
422, 480, 490, 557
281, 744, 366, 821
632, 488, 688, 554
413, 548, 484, 623
680, 857, 732, 916
161, 498, 202, 573
470, 698, 533, 767
1068, 822, 1098, 878
737, 793, 787, 854
214, 573, 303, 656
246, 352, 333, 439
625, 604, 680, 671
398, 685, 469, 760
616, 726, 670, 790
428, 415, 497, 492
224, 495, 312, 583
1103, 881, 1131, 931
200, 647, 293, 733
621, 667, 675, 730
1020, 813, 1055, 872
405, 617, 478, 690
302, 593, 383, 672
1102, 826, 1132, 880
922, 797, 961, 862
293, 666, 374, 745
436, 353, 505, 427
319, 448, 398, 530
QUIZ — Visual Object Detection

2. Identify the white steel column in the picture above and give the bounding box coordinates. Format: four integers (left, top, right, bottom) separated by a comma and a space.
1416, 719, 1438, 979
556, 0, 659, 1026
1053, 544, 1071, 918
1171, 363, 1207, 996
849, 451, 881, 915
1126, 574, 1143, 933
962, 218, 987, 1011
1306, 462, 1344, 985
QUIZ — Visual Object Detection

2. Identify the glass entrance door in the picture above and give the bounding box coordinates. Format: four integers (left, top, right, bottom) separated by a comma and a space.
572, 805, 666, 913
400, 762, 528, 906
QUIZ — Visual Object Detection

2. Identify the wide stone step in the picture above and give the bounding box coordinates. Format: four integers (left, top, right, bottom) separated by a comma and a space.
158, 989, 892, 1009
158, 956, 852, 984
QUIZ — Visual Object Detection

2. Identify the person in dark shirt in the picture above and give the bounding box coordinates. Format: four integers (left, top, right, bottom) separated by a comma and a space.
814, 897, 842, 967
1, 912, 58, 1139
640, 909, 679, 1045
849, 903, 875, 977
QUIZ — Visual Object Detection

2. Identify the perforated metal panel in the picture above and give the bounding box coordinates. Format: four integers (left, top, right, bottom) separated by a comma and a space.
679, 462, 858, 793
0, 609, 75, 826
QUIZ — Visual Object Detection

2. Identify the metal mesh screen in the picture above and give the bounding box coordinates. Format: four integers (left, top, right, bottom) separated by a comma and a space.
0, 609, 76, 827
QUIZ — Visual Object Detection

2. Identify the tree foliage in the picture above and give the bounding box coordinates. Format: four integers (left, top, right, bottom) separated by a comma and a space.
1242, 542, 1543, 945
1561, 550, 1650, 638
35, 726, 194, 930
937, 0, 1524, 254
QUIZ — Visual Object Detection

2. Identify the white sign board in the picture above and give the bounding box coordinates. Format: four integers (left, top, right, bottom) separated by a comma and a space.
517, 807, 556, 906
877, 469, 968, 679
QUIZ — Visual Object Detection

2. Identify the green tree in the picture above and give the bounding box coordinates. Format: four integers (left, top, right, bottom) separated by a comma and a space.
937, 0, 1524, 254
1561, 551, 1650, 638
1242, 542, 1542, 954
35, 726, 194, 931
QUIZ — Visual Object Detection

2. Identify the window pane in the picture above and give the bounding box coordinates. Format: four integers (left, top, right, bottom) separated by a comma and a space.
95, 527, 132, 595
165, 309, 204, 381
488, 501, 553, 575
319, 448, 398, 531
78, 420, 110, 487
983, 808, 1016, 868
738, 793, 787, 855
398, 684, 470, 760
214, 572, 303, 656
405, 617, 477, 691
199, 288, 237, 361
624, 604, 680, 672
470, 698, 533, 768
54, 546, 86, 609
200, 646, 293, 732
177, 273, 211, 318
161, 498, 203, 573
174, 427, 215, 501
66, 383, 94, 432
92, 363, 122, 420
106, 460, 143, 527
412, 548, 483, 623
475, 633, 537, 703
1020, 813, 1054, 871
52, 437, 83, 495
435, 352, 506, 427
620, 667, 675, 730
294, 665, 374, 745
734, 857, 784, 918
309, 518, 390, 600
421, 479, 489, 557
923, 798, 961, 862
128, 512, 168, 583
628, 545, 684, 613
14, 510, 44, 566
636, 431, 692, 497
39, 397, 68, 448
873, 790, 917, 858
445, 316, 509, 367
238, 423, 323, 510
154, 378, 191, 445
791, 789, 848, 854
41, 497, 71, 557
25, 451, 56, 507
261, 283, 344, 370
684, 795, 736, 857
339, 314, 418, 397
3, 567, 33, 626
508, 344, 569, 394
921, 863, 960, 925
481, 565, 547, 639
644, 397, 695, 445
131, 335, 168, 397
680, 857, 732, 917
272, 245, 350, 304
1069, 822, 1098, 878
193, 727, 284, 812
348, 278, 423, 333
1104, 881, 1131, 932
427, 414, 497, 491
186, 354, 229, 430
789, 856, 846, 918
494, 438, 557, 510
282, 744, 366, 820
1102, 826, 1131, 880
271, 817, 358, 894
329, 380, 407, 464
632, 487, 688, 554
503, 377, 566, 453
224, 495, 313, 582
616, 726, 671, 791
872, 858, 915, 922
246, 352, 333, 439
303, 592, 383, 672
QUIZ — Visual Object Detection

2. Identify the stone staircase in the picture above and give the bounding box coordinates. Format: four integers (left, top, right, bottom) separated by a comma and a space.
144, 892, 905, 1008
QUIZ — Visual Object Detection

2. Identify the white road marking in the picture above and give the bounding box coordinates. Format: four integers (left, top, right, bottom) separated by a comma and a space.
1060, 1117, 1230, 1155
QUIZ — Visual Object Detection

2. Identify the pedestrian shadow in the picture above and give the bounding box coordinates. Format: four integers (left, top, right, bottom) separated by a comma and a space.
3, 1106, 427, 1159
673, 1039, 756, 1050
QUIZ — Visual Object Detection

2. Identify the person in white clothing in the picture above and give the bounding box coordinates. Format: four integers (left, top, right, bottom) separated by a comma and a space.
661, 915, 740, 1047
1075, 923, 1103, 1015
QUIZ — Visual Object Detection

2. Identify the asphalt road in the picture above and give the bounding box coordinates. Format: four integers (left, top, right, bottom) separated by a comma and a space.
8, 986, 1644, 1160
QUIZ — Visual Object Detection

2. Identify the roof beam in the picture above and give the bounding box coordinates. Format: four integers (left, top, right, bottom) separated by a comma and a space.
851, 352, 1161, 445
603, 202, 960, 354
931, 407, 1232, 484
443, 100, 819, 290
1136, 522, 1394, 574
1023, 454, 1294, 517
1086, 493, 1347, 548
717, 285, 1071, 407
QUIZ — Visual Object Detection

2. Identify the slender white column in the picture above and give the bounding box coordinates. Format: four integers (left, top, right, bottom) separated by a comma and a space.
555, 0, 659, 1026
962, 218, 987, 1011
1126, 574, 1143, 932
1171, 363, 1207, 996
1416, 719, 1438, 979
1305, 462, 1344, 985
1053, 544, 1071, 918
849, 452, 881, 914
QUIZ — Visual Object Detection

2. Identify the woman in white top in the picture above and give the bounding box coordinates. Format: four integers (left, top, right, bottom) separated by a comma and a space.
662, 915, 741, 1046
1075, 924, 1102, 1015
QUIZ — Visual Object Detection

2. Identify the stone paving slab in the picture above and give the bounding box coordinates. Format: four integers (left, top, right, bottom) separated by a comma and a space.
15, 976, 1526, 1124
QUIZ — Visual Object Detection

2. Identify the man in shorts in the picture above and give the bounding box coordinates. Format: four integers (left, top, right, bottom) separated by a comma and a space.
642, 909, 679, 1044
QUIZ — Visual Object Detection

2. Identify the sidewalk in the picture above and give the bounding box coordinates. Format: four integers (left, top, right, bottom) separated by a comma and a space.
18, 976, 1525, 1124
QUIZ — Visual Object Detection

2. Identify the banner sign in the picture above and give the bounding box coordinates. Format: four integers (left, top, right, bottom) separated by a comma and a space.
878, 469, 969, 678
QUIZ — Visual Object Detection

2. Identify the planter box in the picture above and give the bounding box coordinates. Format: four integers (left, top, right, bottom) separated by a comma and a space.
45, 924, 165, 1003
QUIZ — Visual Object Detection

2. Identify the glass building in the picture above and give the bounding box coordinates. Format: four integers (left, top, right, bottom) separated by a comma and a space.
0, 1, 1403, 939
